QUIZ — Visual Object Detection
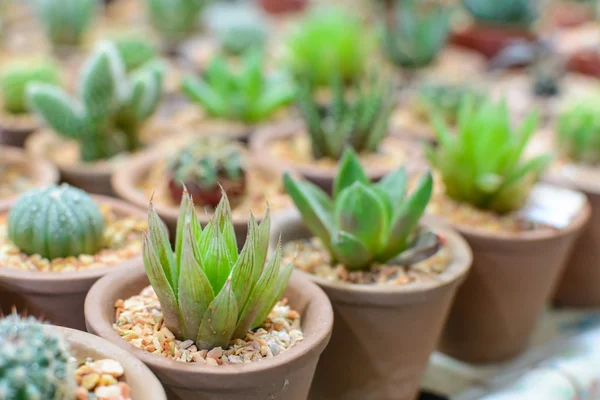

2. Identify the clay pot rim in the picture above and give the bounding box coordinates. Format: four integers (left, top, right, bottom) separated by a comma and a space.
85, 267, 334, 378
271, 210, 472, 300
46, 325, 167, 400
0, 194, 145, 284
249, 120, 422, 182
1, 145, 59, 194
424, 186, 591, 244
111, 144, 285, 226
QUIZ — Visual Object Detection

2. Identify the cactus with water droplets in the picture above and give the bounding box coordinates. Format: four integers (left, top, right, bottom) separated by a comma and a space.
7, 184, 105, 259
0, 313, 76, 400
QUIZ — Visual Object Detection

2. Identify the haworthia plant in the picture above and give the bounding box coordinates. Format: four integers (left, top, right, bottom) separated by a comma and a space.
462, 0, 538, 26
284, 149, 437, 271
298, 73, 395, 160
557, 97, 600, 165
33, 0, 97, 48
145, 0, 207, 49
0, 59, 59, 114
143, 191, 292, 349
427, 96, 553, 213
27, 40, 164, 162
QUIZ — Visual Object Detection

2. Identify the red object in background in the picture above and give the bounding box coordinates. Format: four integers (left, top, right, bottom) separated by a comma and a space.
259, 0, 307, 14
450, 24, 536, 60
568, 49, 600, 78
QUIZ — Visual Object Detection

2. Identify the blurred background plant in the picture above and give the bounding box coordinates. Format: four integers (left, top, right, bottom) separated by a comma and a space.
145, 0, 207, 53
557, 98, 600, 165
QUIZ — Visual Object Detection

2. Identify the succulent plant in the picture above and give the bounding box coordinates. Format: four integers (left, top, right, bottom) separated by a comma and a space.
0, 60, 59, 115
298, 72, 395, 160
168, 139, 246, 207
7, 184, 105, 259
182, 51, 296, 124
284, 7, 371, 86
462, 0, 538, 27
217, 17, 267, 56
381, 0, 450, 70
145, 0, 207, 49
0, 313, 76, 400
113, 36, 158, 73
427, 96, 553, 213
144, 191, 292, 350
27, 40, 163, 162
32, 0, 97, 48
557, 98, 600, 164
413, 82, 485, 125
283, 148, 438, 271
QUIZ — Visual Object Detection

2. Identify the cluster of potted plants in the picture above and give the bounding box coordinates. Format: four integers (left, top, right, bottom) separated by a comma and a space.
1, 0, 600, 399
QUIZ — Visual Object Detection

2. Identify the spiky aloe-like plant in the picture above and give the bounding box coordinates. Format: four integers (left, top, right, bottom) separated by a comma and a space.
0, 59, 59, 114
557, 98, 600, 164
382, 0, 450, 70
298, 73, 395, 160
33, 0, 97, 48
284, 149, 435, 270
182, 51, 296, 124
27, 41, 163, 162
427, 96, 553, 213
463, 0, 537, 27
145, 0, 207, 49
143, 192, 292, 349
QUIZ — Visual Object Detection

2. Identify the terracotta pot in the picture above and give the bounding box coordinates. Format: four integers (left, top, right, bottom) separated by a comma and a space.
567, 49, 600, 78
0, 196, 145, 331
112, 146, 286, 245
0, 145, 59, 200
85, 266, 333, 400
47, 325, 167, 400
258, 0, 307, 14
250, 121, 423, 194
546, 172, 600, 307
271, 211, 472, 400
450, 24, 535, 60
430, 196, 590, 363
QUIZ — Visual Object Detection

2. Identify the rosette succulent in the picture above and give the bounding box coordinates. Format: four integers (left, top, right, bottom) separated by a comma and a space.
145, 0, 207, 49
168, 139, 246, 207
0, 314, 76, 400
32, 0, 97, 48
27, 40, 163, 162
557, 98, 600, 164
182, 51, 296, 124
463, 0, 538, 27
144, 191, 292, 349
382, 0, 450, 70
413, 83, 485, 125
283, 149, 438, 271
298, 73, 395, 160
427, 96, 553, 213
0, 60, 59, 115
7, 184, 105, 259
284, 7, 371, 86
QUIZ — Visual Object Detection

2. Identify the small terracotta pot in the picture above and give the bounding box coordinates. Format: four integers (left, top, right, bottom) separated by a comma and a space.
0, 145, 59, 200
47, 325, 167, 400
258, 0, 307, 14
450, 24, 535, 60
85, 266, 333, 400
112, 146, 285, 245
0, 196, 145, 331
271, 211, 472, 400
429, 196, 590, 363
250, 121, 423, 194
546, 172, 600, 307
567, 49, 600, 78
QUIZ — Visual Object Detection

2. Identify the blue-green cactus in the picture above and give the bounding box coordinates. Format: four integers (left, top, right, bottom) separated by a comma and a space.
33, 0, 97, 48
145, 0, 207, 49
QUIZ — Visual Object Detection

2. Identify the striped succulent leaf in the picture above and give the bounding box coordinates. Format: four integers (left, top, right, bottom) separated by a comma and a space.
143, 190, 292, 349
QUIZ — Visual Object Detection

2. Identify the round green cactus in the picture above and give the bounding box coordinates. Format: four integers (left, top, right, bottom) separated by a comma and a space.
0, 60, 59, 114
7, 184, 105, 259
0, 314, 76, 400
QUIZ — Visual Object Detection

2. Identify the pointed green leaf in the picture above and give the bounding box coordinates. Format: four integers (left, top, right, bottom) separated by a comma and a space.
212, 193, 238, 263
175, 190, 195, 267
252, 261, 293, 327
333, 148, 369, 200
202, 228, 232, 294
331, 231, 373, 270
230, 227, 257, 310
375, 166, 407, 213
148, 202, 177, 293
27, 84, 86, 138
196, 280, 239, 350
182, 76, 227, 117
254, 207, 271, 276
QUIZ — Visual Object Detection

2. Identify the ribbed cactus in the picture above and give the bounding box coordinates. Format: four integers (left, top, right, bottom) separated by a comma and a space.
0, 314, 76, 400
168, 139, 246, 207
145, 0, 207, 50
27, 41, 163, 162
32, 0, 97, 48
7, 184, 105, 259
0, 60, 59, 114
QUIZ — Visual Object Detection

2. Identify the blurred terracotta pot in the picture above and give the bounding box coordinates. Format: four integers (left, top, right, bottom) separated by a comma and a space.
85, 266, 333, 400
0, 145, 59, 200
272, 212, 472, 400
0, 196, 145, 331
47, 325, 167, 400
259, 0, 307, 14
568, 49, 600, 78
451, 24, 535, 60
430, 196, 590, 363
